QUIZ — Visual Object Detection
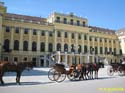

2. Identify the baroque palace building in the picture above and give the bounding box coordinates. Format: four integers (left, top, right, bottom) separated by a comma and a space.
0, 2, 123, 67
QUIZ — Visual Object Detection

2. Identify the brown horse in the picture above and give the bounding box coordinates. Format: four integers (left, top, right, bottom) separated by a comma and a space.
0, 61, 33, 85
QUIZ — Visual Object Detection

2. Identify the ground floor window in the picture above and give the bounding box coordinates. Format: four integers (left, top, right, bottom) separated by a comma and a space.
40, 59, 44, 67
14, 57, 18, 62
32, 58, 36, 67
4, 57, 8, 61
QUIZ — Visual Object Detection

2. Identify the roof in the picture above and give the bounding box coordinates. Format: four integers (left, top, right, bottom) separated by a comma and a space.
5, 13, 48, 24
89, 26, 116, 34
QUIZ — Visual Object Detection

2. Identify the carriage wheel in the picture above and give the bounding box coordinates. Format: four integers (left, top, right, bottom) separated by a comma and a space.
67, 70, 79, 81
48, 68, 56, 81
118, 67, 124, 76
54, 71, 66, 83
107, 67, 114, 76
67, 72, 75, 81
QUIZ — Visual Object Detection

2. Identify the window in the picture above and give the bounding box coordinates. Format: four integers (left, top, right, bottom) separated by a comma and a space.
40, 42, 45, 52
32, 58, 36, 67
71, 44, 75, 52
64, 44, 68, 52
105, 39, 107, 42
32, 42, 37, 51
4, 39, 10, 52
14, 40, 19, 50
33, 29, 37, 35
48, 43, 53, 52
5, 26, 10, 32
84, 35, 87, 40
95, 38, 97, 41
57, 43, 61, 51
90, 46, 93, 54
41, 30, 45, 36
57, 31, 61, 37
65, 32, 68, 38
109, 40, 111, 43
120, 49, 122, 55
89, 37, 92, 41
72, 33, 74, 39
78, 45, 81, 53
24, 28, 29, 34
95, 46, 98, 54
23, 57, 27, 61
78, 34, 81, 39
15, 27, 19, 33
83, 22, 85, 27
70, 19, 73, 25
14, 57, 18, 62
100, 47, 103, 54
49, 32, 53, 37
56, 17, 60, 23
4, 57, 8, 61
100, 38, 102, 42
77, 20, 80, 26
114, 48, 116, 55
105, 47, 107, 54
64, 18, 67, 24
84, 45, 87, 53
23, 41, 28, 51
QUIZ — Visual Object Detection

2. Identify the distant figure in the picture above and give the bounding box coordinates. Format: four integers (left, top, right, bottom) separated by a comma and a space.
122, 61, 125, 64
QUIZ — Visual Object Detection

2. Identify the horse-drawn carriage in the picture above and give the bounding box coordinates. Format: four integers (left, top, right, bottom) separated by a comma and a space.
107, 63, 125, 76
48, 62, 104, 83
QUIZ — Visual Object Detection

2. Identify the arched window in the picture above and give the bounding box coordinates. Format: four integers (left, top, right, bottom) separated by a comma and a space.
40, 42, 45, 52
84, 45, 87, 53
95, 46, 98, 54
64, 44, 68, 52
78, 45, 82, 53
70, 19, 73, 25
71, 44, 75, 52
23, 41, 28, 51
14, 40, 19, 50
48, 43, 53, 52
64, 18, 67, 24
32, 42, 37, 51
4, 39, 10, 52
57, 43, 61, 51
100, 47, 103, 54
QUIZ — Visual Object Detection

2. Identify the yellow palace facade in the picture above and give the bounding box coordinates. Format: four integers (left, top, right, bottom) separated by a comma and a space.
0, 2, 122, 67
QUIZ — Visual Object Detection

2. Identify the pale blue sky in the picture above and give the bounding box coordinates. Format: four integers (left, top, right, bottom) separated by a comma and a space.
1, 0, 125, 30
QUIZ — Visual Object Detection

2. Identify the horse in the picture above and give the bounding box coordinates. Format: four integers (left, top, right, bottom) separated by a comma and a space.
80, 62, 104, 80
0, 61, 33, 85
92, 62, 104, 79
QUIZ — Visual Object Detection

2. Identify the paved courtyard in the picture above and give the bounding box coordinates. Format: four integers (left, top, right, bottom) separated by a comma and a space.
0, 66, 125, 93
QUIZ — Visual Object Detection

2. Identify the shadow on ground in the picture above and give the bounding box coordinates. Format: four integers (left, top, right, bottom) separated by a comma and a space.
4, 68, 49, 76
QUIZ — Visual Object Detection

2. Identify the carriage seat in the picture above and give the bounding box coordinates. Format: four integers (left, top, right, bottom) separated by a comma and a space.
55, 63, 65, 68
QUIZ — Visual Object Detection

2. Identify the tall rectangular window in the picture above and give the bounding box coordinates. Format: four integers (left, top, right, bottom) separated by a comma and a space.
57, 31, 61, 37
65, 32, 68, 38
33, 29, 37, 35
77, 20, 80, 26
64, 18, 67, 24
6, 26, 10, 32
72, 33, 74, 39
56, 17, 60, 23
15, 27, 19, 33
41, 31, 45, 36
49, 32, 53, 37
24, 28, 29, 34
83, 22, 85, 27
70, 19, 73, 25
